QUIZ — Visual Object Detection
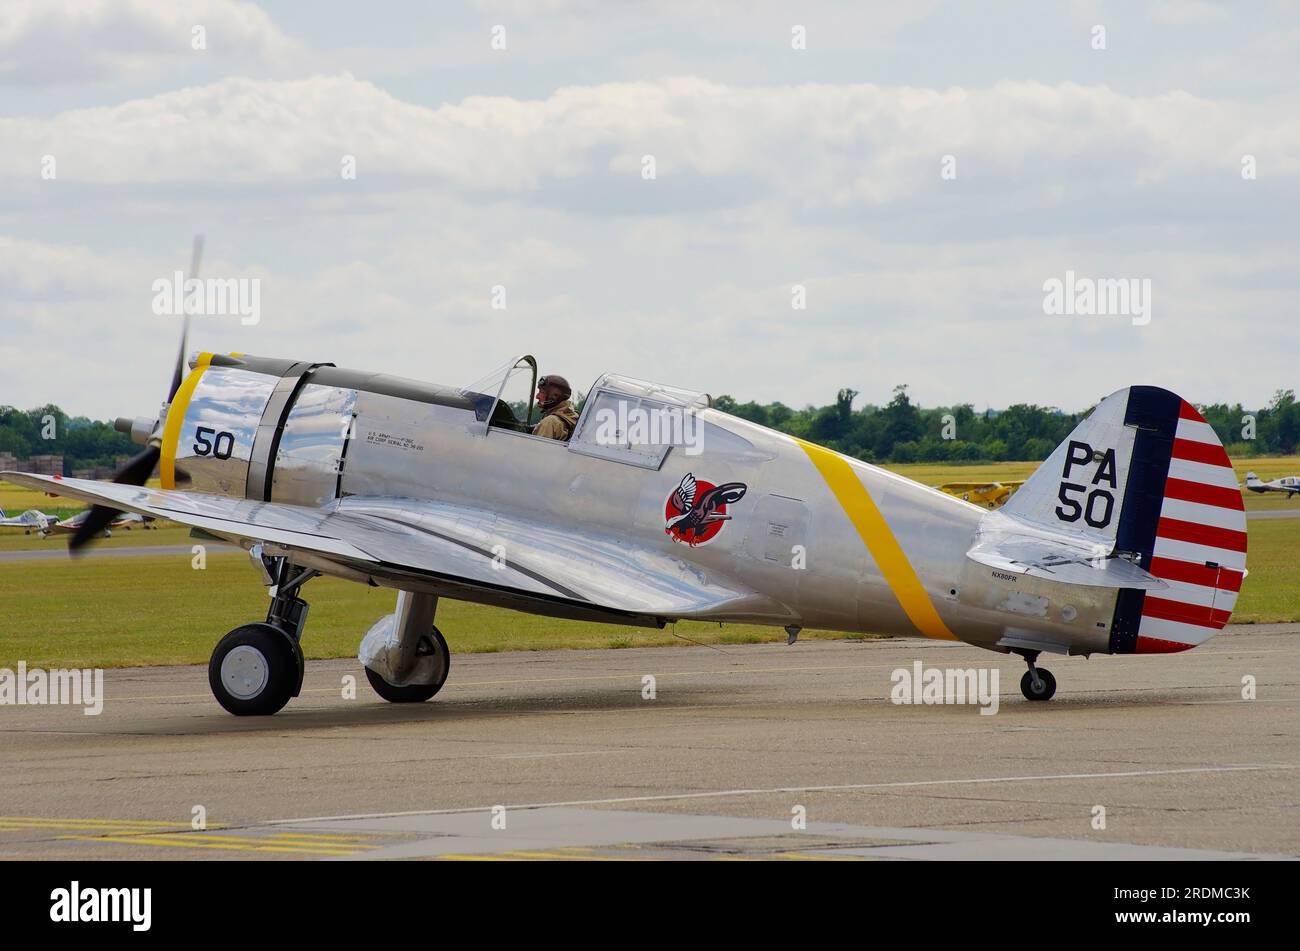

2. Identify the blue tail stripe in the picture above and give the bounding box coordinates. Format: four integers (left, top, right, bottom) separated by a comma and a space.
1109, 386, 1181, 654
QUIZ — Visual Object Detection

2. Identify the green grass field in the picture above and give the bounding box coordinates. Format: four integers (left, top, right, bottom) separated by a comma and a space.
0, 523, 189, 552
0, 550, 845, 669
0, 460, 1294, 669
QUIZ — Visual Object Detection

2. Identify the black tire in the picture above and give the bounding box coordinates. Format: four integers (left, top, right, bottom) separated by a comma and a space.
209, 623, 299, 716
1020, 668, 1057, 702
365, 626, 451, 703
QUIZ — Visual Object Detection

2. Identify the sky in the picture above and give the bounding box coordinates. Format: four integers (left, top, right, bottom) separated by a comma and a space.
1, 0, 1297, 419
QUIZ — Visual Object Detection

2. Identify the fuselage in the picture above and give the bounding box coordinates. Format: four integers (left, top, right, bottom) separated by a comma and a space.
162, 353, 1121, 654
1246, 475, 1298, 496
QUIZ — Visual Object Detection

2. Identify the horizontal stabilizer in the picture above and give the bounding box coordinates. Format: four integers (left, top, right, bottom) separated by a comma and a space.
967, 515, 1169, 590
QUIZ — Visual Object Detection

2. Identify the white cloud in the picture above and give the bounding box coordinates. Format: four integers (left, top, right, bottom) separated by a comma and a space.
1149, 1, 1228, 25
0, 228, 596, 415
5, 195, 1297, 421
5, 5, 1299, 421
4, 74, 1297, 203
0, 0, 301, 85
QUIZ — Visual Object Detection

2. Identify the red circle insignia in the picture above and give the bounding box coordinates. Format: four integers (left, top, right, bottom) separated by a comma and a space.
664, 473, 747, 546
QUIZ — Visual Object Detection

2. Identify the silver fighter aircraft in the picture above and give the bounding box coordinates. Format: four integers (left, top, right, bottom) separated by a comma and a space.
2, 345, 1247, 715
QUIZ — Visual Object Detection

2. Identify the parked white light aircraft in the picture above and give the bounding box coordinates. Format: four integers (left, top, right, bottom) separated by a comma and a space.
1244, 472, 1300, 499
45, 509, 153, 537
0, 508, 53, 535
0, 315, 1247, 716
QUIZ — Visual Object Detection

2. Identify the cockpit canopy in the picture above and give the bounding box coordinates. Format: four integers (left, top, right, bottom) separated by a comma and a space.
459, 358, 721, 469
585, 373, 711, 410
459, 355, 539, 432
568, 374, 711, 468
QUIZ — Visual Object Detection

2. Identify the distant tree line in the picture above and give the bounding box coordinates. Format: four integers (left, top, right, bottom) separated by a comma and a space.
713, 386, 1300, 464
0, 406, 136, 468
0, 387, 1295, 473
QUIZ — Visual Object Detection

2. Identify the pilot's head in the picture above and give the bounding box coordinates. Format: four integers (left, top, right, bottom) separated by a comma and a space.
536, 374, 571, 409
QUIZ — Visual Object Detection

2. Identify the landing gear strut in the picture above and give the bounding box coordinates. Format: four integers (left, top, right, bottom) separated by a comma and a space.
208, 555, 317, 716
359, 591, 451, 704
1017, 650, 1057, 702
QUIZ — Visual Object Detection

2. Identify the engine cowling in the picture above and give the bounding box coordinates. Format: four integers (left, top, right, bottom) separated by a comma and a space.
163, 353, 355, 506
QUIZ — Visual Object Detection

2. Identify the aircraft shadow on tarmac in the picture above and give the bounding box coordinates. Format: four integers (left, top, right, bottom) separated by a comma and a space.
88, 685, 727, 735
86, 682, 1235, 736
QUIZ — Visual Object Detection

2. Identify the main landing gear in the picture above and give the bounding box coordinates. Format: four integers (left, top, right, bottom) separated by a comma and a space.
207, 551, 452, 716
358, 590, 451, 704
1016, 650, 1057, 702
209, 555, 315, 716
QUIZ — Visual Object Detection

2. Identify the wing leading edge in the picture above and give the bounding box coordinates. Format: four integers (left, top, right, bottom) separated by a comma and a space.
0, 472, 788, 625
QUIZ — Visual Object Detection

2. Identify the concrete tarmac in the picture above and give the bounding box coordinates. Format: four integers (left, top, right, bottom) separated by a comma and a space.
0, 625, 1296, 860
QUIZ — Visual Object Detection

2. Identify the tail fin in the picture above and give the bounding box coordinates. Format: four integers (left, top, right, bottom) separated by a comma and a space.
1001, 386, 1246, 654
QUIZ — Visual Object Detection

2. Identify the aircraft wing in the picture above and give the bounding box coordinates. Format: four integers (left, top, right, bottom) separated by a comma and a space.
0, 472, 786, 625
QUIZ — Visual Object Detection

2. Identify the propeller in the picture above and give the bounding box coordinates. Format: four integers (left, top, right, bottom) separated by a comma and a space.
167, 234, 201, 401
72, 236, 203, 553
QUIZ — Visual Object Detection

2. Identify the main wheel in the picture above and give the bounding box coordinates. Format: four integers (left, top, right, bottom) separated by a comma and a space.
1020, 668, 1057, 702
209, 623, 299, 716
365, 626, 451, 703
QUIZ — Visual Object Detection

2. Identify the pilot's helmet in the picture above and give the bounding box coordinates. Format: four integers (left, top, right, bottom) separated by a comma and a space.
538, 375, 571, 400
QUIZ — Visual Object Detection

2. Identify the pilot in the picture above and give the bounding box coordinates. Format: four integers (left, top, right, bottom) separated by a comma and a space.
533, 374, 579, 441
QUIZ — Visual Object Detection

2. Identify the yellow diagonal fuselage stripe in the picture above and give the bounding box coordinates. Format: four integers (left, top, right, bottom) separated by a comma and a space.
796, 439, 957, 641
160, 352, 213, 489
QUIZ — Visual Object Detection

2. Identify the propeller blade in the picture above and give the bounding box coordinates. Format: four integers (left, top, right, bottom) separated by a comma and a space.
113, 445, 162, 486
81, 235, 202, 551
69, 445, 160, 553
167, 234, 204, 402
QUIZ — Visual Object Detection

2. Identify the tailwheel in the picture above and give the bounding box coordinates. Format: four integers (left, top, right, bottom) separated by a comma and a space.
1020, 667, 1057, 702
209, 623, 302, 716
365, 626, 450, 703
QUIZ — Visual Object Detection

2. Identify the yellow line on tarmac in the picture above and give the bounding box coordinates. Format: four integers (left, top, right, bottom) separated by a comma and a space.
79, 832, 380, 850
267, 832, 376, 842
0, 817, 207, 831
498, 850, 638, 861
775, 851, 864, 861
0, 825, 173, 836
796, 438, 957, 641
0, 816, 194, 826
436, 854, 529, 861
58, 835, 357, 856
